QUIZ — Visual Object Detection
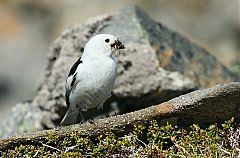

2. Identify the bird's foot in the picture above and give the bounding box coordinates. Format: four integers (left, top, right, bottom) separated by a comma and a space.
88, 119, 95, 124
105, 113, 110, 118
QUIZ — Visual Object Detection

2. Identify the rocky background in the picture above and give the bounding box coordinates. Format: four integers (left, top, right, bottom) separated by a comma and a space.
0, 0, 239, 114
0, 1, 239, 137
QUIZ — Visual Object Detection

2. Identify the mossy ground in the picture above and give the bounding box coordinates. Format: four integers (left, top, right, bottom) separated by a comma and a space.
1, 118, 239, 157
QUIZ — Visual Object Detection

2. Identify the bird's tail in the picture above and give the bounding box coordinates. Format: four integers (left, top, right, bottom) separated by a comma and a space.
59, 108, 79, 126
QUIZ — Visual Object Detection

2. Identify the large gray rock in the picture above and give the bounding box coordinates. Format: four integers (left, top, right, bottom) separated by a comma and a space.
32, 5, 238, 128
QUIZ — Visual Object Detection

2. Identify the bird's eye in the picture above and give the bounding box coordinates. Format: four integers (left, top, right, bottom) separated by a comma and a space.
105, 39, 110, 43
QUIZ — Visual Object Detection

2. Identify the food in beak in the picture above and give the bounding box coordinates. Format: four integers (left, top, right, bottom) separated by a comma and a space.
111, 40, 125, 49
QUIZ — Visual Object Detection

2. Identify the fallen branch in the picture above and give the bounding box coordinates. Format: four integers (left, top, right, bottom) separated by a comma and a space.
0, 82, 239, 151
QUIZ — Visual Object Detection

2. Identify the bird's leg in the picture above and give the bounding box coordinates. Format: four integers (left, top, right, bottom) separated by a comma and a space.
97, 102, 104, 111
97, 92, 112, 111
79, 110, 85, 123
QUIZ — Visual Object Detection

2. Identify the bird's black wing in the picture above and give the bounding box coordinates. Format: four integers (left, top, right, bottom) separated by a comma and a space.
65, 57, 82, 107
68, 57, 82, 77
65, 90, 70, 107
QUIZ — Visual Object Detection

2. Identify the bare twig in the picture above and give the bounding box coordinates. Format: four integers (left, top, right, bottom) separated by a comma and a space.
42, 143, 61, 152
64, 144, 79, 152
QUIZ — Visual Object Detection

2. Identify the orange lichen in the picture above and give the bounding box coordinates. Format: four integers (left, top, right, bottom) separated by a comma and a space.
155, 103, 174, 115
160, 48, 173, 67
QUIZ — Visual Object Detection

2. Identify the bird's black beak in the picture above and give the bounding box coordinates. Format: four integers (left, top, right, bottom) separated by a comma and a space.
111, 40, 125, 50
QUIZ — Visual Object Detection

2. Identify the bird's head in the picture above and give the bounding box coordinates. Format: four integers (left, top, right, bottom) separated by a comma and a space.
83, 34, 125, 58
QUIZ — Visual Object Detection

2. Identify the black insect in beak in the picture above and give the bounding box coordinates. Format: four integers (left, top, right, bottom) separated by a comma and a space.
111, 40, 125, 50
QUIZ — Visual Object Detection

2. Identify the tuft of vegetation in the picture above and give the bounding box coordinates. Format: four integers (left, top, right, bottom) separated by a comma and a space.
1, 118, 239, 157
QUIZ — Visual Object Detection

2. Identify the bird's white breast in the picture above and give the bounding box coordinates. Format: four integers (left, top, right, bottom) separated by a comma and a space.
69, 56, 117, 111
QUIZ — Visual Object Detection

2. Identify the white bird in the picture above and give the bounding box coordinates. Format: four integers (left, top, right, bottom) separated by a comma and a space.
60, 34, 125, 126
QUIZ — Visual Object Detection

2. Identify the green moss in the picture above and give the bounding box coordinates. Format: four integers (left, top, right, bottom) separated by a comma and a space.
1, 118, 239, 157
